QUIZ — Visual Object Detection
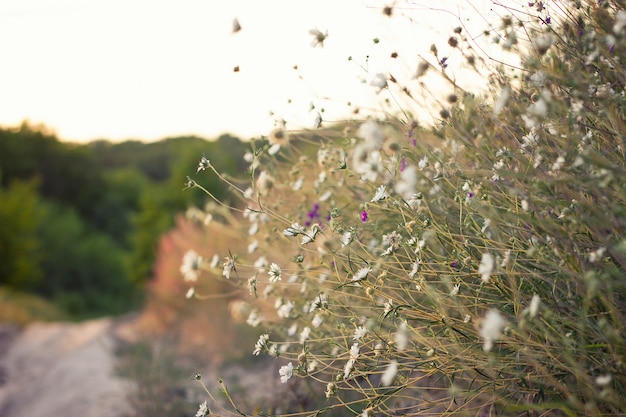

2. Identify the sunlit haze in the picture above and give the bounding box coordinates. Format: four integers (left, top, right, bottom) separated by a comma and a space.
0, 0, 501, 142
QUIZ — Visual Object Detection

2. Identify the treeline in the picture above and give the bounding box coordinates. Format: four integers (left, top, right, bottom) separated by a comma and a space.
0, 122, 247, 318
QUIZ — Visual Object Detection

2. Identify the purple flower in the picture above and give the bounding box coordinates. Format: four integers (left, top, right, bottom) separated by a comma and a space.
468, 192, 474, 199
361, 210, 368, 222
450, 261, 458, 269
400, 157, 407, 172
440, 57, 448, 69
305, 203, 321, 226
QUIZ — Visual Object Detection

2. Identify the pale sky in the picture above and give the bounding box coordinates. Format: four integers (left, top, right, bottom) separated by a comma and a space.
0, 0, 504, 143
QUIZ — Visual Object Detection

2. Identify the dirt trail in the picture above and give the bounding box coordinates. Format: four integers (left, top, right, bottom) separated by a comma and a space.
0, 318, 133, 417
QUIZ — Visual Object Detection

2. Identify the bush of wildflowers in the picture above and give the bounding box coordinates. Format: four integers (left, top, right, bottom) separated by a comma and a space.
184, 1, 626, 415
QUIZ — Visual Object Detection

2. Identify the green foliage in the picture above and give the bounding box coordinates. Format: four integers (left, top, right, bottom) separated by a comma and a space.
0, 123, 106, 225
0, 122, 248, 316
36, 202, 136, 317
0, 179, 45, 289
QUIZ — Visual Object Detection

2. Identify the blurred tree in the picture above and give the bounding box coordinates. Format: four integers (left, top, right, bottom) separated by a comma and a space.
37, 202, 136, 317
0, 179, 45, 289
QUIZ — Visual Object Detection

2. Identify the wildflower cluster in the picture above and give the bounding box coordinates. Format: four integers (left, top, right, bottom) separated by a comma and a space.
186, 2, 626, 415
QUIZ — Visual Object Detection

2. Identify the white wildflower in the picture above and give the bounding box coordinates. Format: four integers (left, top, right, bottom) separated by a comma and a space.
380, 360, 398, 387
478, 253, 495, 283
352, 267, 371, 282
480, 309, 506, 352
180, 250, 203, 282
357, 120, 384, 149
370, 72, 388, 93
222, 257, 235, 279
312, 314, 323, 328
353, 144, 382, 182
395, 321, 409, 352
325, 382, 336, 398
533, 33, 555, 54
343, 343, 360, 378
353, 326, 367, 341
185, 287, 195, 299
268, 127, 290, 155
301, 223, 321, 245
277, 300, 294, 318
613, 10, 626, 34
253, 334, 269, 355
268, 263, 282, 283
195, 400, 209, 417
481, 218, 491, 234
383, 298, 394, 315
494, 86, 510, 115
596, 374, 612, 386
589, 247, 606, 263
254, 256, 268, 272
524, 294, 541, 318
283, 223, 305, 237
551, 155, 565, 172
449, 283, 460, 297
292, 176, 304, 191
311, 293, 328, 310
300, 326, 311, 343
341, 231, 352, 247
196, 156, 211, 173
394, 165, 417, 199
521, 199, 529, 212
247, 276, 257, 296
256, 171, 275, 195
279, 362, 294, 383
349, 342, 360, 360
319, 190, 332, 201
371, 185, 388, 202
246, 310, 263, 327
247, 240, 258, 254
528, 97, 548, 118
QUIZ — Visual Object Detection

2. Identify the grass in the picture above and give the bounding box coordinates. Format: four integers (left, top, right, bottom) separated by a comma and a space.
0, 287, 67, 326
178, 1, 626, 416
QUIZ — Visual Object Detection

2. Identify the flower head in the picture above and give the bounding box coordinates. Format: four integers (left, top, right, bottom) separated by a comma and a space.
357, 120, 384, 149
195, 400, 209, 417
180, 250, 203, 282
223, 257, 235, 279
196, 156, 211, 173
371, 185, 388, 202
380, 360, 398, 386
480, 309, 506, 352
478, 253, 495, 283
268, 263, 282, 283
279, 362, 294, 383
268, 127, 290, 155
353, 326, 367, 340
253, 333, 269, 355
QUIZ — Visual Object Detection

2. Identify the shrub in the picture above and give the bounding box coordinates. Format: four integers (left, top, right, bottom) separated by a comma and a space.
184, 1, 626, 416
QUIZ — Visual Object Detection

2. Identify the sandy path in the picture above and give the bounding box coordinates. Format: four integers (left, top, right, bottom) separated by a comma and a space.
0, 318, 133, 417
